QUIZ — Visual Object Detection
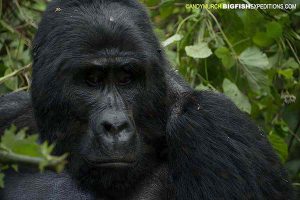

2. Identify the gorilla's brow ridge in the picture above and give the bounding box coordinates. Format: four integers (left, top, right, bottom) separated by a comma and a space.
58, 53, 146, 73
91, 56, 144, 67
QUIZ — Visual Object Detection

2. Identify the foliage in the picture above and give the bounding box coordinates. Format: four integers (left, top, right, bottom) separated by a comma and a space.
0, 126, 67, 188
141, 0, 300, 188
0, 0, 300, 190
0, 0, 47, 93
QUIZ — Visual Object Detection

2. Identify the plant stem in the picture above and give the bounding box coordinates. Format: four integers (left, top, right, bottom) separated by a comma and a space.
0, 64, 31, 84
0, 150, 67, 169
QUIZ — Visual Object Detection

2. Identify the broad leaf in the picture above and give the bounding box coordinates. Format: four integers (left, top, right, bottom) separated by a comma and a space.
0, 126, 67, 173
215, 46, 235, 69
244, 65, 270, 92
266, 21, 282, 39
185, 42, 212, 59
159, 0, 174, 19
1, 126, 42, 157
282, 57, 299, 69
252, 32, 274, 47
162, 34, 183, 47
239, 47, 269, 69
268, 133, 288, 162
222, 79, 251, 114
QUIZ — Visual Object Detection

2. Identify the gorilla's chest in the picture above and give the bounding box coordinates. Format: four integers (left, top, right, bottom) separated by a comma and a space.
126, 166, 171, 200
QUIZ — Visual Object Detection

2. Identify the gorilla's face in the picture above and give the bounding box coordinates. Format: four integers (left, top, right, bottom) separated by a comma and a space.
31, 0, 168, 193
63, 58, 167, 192
73, 61, 145, 167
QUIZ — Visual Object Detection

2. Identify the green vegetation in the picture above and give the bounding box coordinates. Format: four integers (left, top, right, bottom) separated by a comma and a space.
0, 126, 67, 187
0, 0, 300, 190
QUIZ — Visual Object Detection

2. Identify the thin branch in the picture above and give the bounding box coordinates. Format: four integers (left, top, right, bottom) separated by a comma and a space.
14, 86, 29, 92
288, 120, 300, 151
286, 39, 300, 65
0, 150, 67, 170
0, 64, 31, 84
204, 8, 237, 57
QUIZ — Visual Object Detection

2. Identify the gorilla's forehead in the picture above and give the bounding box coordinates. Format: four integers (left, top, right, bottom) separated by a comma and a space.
33, 0, 161, 71
44, 0, 149, 53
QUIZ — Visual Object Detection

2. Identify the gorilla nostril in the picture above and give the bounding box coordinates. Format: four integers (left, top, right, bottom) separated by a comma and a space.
119, 122, 129, 132
103, 122, 114, 133
102, 121, 130, 135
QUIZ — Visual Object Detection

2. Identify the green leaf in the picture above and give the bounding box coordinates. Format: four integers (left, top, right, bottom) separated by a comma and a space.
222, 79, 251, 114
239, 47, 270, 92
215, 47, 235, 69
165, 48, 176, 66
285, 160, 300, 176
32, 2, 47, 11
0, 173, 4, 188
143, 0, 160, 7
1, 127, 42, 157
0, 126, 68, 173
241, 10, 264, 37
0, 20, 15, 33
266, 21, 282, 39
252, 32, 274, 47
162, 34, 183, 47
282, 57, 299, 69
244, 65, 270, 92
11, 164, 18, 172
239, 47, 269, 69
195, 83, 216, 91
185, 42, 212, 59
278, 69, 293, 79
159, 0, 174, 19
268, 133, 288, 162
266, 53, 279, 69
4, 68, 18, 91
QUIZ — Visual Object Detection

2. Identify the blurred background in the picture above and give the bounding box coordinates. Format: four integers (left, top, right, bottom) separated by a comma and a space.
0, 0, 300, 192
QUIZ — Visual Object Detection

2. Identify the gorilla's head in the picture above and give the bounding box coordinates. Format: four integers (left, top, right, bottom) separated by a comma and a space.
31, 0, 169, 194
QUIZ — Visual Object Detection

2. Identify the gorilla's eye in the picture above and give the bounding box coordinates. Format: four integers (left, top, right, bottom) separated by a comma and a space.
85, 72, 102, 87
117, 71, 133, 86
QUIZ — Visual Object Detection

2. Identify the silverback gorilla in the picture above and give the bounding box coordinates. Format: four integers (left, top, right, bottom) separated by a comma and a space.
0, 0, 294, 199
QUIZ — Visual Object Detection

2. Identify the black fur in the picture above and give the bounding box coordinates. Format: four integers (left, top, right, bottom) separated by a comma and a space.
0, 0, 294, 199
167, 91, 293, 199
0, 92, 36, 134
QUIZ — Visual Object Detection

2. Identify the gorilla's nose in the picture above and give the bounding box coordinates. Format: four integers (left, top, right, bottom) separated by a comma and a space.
99, 110, 135, 142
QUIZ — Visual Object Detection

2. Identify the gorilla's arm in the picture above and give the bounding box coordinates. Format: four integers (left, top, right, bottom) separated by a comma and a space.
0, 92, 37, 134
0, 93, 91, 199
167, 91, 293, 200
0, 93, 92, 199
0, 167, 170, 200
0, 171, 95, 200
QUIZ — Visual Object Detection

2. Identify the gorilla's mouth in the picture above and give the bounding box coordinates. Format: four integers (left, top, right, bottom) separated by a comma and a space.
95, 162, 135, 168
84, 158, 136, 168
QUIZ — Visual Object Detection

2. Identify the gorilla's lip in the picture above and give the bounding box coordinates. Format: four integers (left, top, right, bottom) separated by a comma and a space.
84, 158, 136, 168
95, 162, 135, 168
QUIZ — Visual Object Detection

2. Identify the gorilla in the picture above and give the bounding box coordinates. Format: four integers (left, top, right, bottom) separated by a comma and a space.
0, 0, 294, 199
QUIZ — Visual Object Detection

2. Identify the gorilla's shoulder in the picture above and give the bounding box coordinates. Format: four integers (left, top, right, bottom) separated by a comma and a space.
174, 90, 243, 115
170, 90, 261, 141
0, 91, 30, 109
197, 90, 241, 110
0, 91, 36, 134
